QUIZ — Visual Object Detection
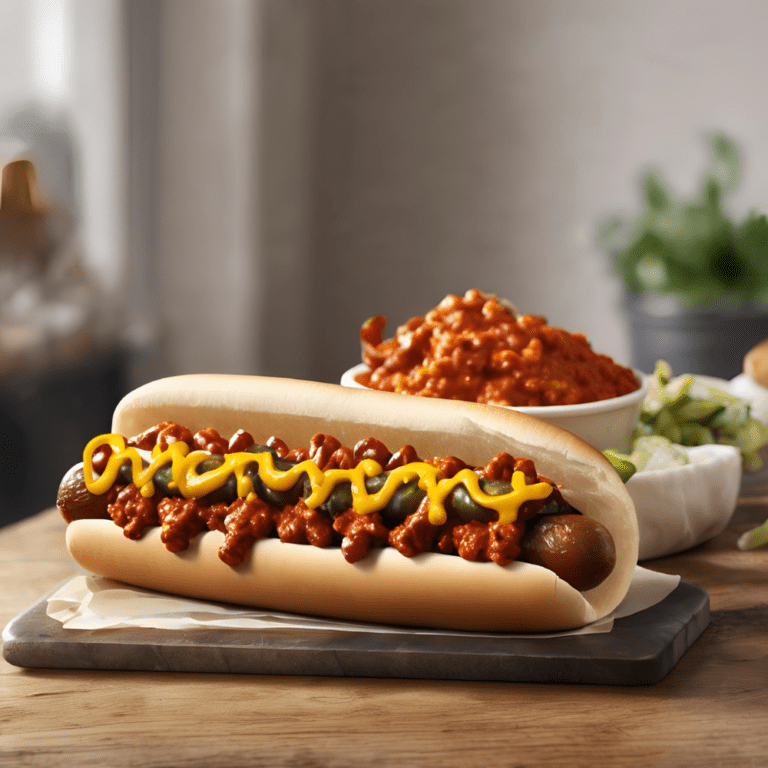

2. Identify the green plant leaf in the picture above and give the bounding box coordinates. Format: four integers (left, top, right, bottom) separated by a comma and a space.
703, 175, 723, 210
643, 171, 672, 212
595, 133, 768, 304
736, 211, 768, 292
708, 133, 741, 196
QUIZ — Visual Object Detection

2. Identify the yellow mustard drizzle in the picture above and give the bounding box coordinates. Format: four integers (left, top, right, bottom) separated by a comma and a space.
83, 434, 553, 525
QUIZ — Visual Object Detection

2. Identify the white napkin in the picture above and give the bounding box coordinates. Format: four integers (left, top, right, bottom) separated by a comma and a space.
46, 566, 680, 639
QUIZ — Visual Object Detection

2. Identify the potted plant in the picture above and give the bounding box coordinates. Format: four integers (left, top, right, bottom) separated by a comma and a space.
597, 134, 768, 380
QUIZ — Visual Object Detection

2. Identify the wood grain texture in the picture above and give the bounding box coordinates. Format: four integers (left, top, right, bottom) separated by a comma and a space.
2, 503, 767, 768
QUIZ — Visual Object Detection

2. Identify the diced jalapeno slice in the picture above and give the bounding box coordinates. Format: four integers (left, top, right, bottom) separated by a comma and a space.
379, 478, 426, 527
152, 463, 183, 497
446, 477, 510, 523
203, 473, 238, 505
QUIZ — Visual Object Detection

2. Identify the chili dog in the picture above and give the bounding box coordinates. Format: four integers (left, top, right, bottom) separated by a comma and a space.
59, 374, 638, 632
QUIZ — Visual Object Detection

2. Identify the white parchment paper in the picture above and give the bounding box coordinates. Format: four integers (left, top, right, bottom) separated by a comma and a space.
46, 566, 680, 639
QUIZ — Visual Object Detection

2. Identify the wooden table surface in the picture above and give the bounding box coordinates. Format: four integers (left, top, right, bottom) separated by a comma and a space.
2, 502, 767, 768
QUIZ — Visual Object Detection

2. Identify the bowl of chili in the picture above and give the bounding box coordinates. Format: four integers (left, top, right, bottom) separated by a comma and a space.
342, 362, 646, 453
342, 290, 647, 453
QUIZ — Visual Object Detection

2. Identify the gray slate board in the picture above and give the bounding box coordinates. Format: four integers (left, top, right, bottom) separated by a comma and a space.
3, 580, 709, 685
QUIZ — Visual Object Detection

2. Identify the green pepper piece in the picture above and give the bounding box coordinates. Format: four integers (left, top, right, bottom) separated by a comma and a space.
196, 454, 225, 474
655, 407, 683, 443
678, 423, 715, 446
322, 481, 353, 519
603, 449, 637, 483
117, 460, 137, 486
152, 463, 183, 497
203, 473, 238, 505
445, 478, 512, 523
737, 518, 768, 550
379, 479, 427, 527
674, 400, 725, 424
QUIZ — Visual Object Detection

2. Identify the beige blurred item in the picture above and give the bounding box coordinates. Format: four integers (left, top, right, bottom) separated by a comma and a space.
731, 339, 768, 426
0, 157, 49, 376
0, 156, 101, 378
0, 322, 46, 378
1, 157, 46, 211
743, 338, 768, 387
0, 145, 31, 204
1, 159, 48, 227
0, 159, 53, 279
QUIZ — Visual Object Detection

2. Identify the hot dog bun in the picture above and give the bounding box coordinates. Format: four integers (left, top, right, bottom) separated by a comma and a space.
65, 374, 639, 632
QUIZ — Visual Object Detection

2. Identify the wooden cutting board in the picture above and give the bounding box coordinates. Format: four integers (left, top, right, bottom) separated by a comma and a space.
3, 580, 709, 685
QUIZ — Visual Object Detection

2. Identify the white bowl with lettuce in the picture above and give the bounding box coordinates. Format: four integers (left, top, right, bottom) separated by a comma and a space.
605, 362, 768, 560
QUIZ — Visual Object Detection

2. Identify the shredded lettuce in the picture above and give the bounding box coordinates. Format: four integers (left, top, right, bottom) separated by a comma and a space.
603, 360, 768, 549
636, 360, 768, 470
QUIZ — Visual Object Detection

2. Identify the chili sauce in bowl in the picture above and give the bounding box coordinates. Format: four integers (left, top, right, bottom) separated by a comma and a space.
343, 290, 646, 453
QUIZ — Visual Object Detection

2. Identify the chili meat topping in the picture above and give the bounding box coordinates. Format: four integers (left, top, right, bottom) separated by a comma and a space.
357, 289, 639, 407
63, 422, 573, 569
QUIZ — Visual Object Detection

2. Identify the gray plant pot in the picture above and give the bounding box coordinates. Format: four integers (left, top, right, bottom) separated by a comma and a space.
625, 292, 768, 380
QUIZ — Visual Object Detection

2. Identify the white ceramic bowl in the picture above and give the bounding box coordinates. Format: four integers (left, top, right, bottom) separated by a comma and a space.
626, 443, 742, 560
341, 363, 648, 454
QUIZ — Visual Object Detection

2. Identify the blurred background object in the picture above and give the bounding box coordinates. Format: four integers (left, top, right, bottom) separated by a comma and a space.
0, 141, 127, 525
0, 0, 128, 525
598, 134, 768, 379
4, 0, 768, 523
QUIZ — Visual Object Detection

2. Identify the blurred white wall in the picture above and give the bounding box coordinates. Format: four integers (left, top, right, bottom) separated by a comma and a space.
293, 0, 768, 381
4, 0, 768, 386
